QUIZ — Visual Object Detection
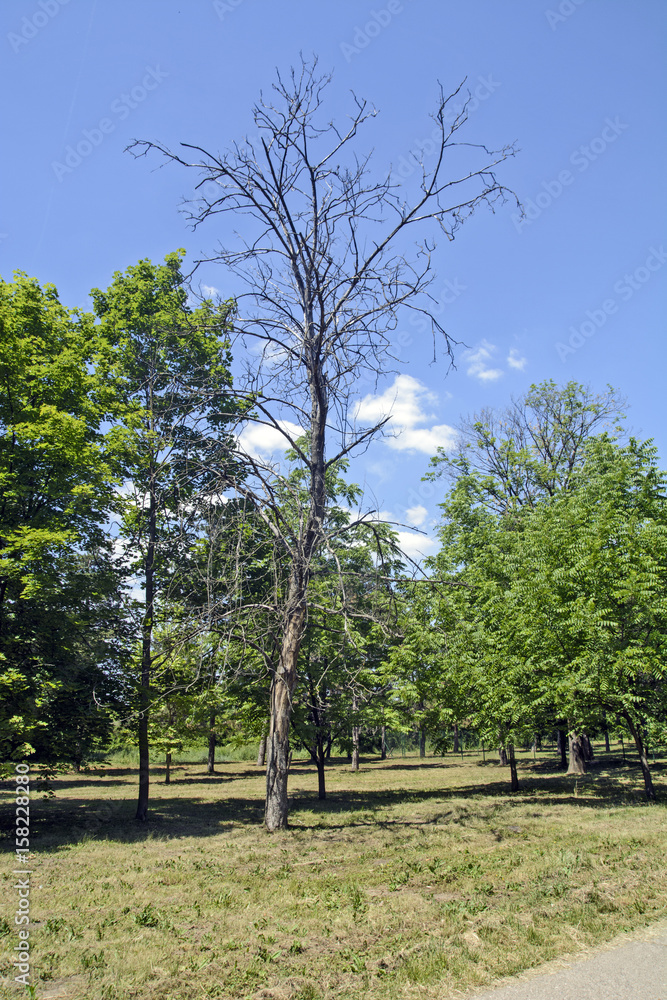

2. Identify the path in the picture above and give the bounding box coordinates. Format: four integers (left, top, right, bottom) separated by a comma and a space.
468, 921, 667, 999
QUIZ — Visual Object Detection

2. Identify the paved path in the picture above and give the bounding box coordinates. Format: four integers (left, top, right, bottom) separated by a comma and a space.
468, 922, 667, 999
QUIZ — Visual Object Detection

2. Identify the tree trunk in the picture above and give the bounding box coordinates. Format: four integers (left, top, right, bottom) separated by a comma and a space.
604, 729, 611, 753
207, 711, 217, 774
380, 724, 387, 760
582, 733, 594, 761
351, 691, 360, 771
557, 729, 568, 769
453, 723, 460, 754
508, 743, 519, 791
499, 745, 508, 766
165, 752, 171, 784
531, 735, 537, 760
623, 713, 656, 802
136, 482, 155, 823
316, 743, 326, 800
265, 596, 305, 831
257, 733, 267, 767
567, 731, 587, 775
419, 729, 426, 758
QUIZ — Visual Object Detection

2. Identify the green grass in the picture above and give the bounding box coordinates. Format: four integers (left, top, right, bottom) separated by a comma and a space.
1, 745, 666, 999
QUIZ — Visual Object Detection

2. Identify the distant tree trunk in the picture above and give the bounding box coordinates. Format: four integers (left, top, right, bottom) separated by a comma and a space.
136, 482, 155, 823
265, 588, 305, 832
557, 729, 568, 769
582, 734, 594, 761
604, 729, 611, 753
419, 729, 426, 758
567, 731, 587, 775
351, 691, 360, 771
207, 711, 217, 774
508, 743, 519, 791
380, 724, 387, 760
257, 733, 267, 767
165, 752, 171, 784
324, 736, 332, 760
453, 724, 460, 754
623, 712, 656, 802
531, 735, 537, 760
499, 745, 508, 766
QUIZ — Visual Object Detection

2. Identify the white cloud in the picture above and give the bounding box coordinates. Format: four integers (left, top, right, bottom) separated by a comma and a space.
201, 284, 220, 298
395, 530, 438, 560
405, 504, 428, 526
237, 419, 303, 458
465, 339, 503, 382
352, 508, 437, 561
507, 347, 528, 371
354, 374, 456, 454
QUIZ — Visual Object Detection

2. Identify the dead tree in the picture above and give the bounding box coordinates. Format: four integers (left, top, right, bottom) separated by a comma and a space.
130, 57, 517, 831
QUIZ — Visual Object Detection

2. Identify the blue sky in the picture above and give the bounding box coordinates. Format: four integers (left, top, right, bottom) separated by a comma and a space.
2, 0, 666, 558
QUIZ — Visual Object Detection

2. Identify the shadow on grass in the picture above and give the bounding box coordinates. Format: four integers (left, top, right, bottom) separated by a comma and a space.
4, 754, 661, 852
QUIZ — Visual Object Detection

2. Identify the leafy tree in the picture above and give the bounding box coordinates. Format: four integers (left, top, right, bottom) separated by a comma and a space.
91, 251, 242, 820
0, 272, 125, 764
507, 437, 667, 800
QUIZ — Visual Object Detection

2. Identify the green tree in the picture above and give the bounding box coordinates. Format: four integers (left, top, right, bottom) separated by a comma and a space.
507, 437, 667, 800
92, 251, 242, 821
0, 272, 125, 765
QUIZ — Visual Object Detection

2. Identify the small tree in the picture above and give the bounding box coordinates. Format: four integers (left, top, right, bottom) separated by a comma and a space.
132, 58, 517, 829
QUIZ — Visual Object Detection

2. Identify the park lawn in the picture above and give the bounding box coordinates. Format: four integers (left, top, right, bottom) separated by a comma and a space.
1, 747, 666, 1000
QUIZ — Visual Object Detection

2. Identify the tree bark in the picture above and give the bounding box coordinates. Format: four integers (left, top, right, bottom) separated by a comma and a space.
419, 729, 426, 758
567, 731, 587, 775
557, 729, 568, 769
453, 723, 460, 754
623, 713, 656, 802
315, 742, 326, 800
604, 729, 611, 753
508, 743, 519, 792
380, 724, 387, 760
257, 733, 267, 767
265, 591, 305, 831
499, 745, 508, 766
582, 733, 594, 761
135, 479, 155, 823
207, 711, 217, 774
165, 752, 171, 784
351, 691, 360, 771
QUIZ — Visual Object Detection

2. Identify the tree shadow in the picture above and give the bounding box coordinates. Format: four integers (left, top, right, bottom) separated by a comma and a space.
4, 753, 661, 851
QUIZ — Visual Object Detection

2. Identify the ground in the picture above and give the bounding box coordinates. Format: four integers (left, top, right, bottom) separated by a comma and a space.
1, 745, 665, 999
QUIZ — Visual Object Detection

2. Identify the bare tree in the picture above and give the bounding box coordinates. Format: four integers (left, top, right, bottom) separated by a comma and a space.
130, 57, 518, 830
427, 380, 627, 515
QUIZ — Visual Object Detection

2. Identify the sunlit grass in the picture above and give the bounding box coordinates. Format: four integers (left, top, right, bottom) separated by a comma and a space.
1, 745, 665, 999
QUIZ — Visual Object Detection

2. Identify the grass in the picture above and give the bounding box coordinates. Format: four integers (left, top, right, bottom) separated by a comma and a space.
1, 745, 666, 1000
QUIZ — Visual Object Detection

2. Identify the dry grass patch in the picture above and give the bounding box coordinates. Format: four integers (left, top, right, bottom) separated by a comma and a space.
1, 748, 666, 999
